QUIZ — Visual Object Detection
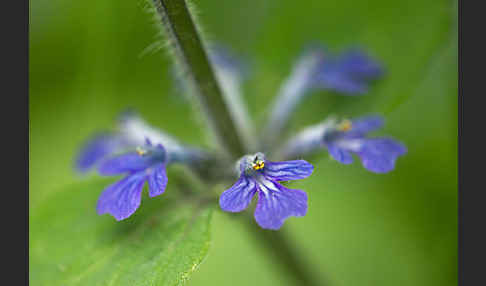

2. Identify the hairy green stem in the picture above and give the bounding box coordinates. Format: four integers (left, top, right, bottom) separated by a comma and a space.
240, 213, 324, 286
151, 1, 323, 285
151, 0, 246, 159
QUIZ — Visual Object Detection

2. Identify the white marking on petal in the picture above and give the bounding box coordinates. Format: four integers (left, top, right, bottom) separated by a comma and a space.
119, 115, 183, 154
255, 174, 280, 195
278, 117, 338, 159
336, 138, 364, 152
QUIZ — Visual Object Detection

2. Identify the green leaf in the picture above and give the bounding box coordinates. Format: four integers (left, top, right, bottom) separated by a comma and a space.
30, 179, 213, 286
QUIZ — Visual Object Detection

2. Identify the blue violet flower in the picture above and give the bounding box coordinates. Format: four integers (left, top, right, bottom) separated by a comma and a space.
219, 153, 314, 230
323, 116, 406, 173
311, 48, 384, 94
264, 47, 383, 147
282, 115, 406, 173
96, 139, 168, 221
76, 112, 210, 221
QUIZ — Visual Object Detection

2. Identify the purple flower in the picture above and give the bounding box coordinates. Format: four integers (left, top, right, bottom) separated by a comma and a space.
281, 46, 384, 98
219, 153, 313, 230
263, 47, 383, 147
323, 116, 407, 173
75, 112, 212, 220
281, 115, 406, 173
96, 140, 168, 221
312, 49, 384, 94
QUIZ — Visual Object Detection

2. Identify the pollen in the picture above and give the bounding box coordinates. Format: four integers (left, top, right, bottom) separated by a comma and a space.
252, 160, 265, 170
136, 147, 148, 156
337, 119, 352, 132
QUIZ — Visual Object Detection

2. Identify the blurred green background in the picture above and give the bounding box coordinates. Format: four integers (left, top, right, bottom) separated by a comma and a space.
30, 0, 457, 285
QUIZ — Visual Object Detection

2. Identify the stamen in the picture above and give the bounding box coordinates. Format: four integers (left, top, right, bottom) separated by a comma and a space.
337, 119, 352, 132
252, 160, 265, 170
136, 147, 148, 156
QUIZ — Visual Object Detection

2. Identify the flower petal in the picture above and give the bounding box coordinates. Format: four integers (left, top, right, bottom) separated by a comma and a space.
327, 143, 354, 164
75, 133, 125, 173
98, 153, 154, 175
315, 69, 369, 94
219, 175, 257, 212
254, 178, 308, 230
118, 112, 184, 155
345, 115, 384, 138
357, 138, 407, 173
264, 160, 314, 181
147, 163, 168, 197
336, 50, 384, 79
96, 172, 146, 221
313, 50, 383, 95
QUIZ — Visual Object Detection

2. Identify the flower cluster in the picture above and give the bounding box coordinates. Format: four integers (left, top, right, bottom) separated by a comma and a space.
75, 45, 406, 230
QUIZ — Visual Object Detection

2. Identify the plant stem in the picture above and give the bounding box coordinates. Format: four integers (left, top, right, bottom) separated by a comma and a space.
240, 214, 325, 286
151, 1, 323, 285
152, 0, 246, 159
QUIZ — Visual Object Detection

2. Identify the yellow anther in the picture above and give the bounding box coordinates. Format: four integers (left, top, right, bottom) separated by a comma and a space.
136, 147, 147, 156
252, 160, 265, 170
337, 119, 352, 132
